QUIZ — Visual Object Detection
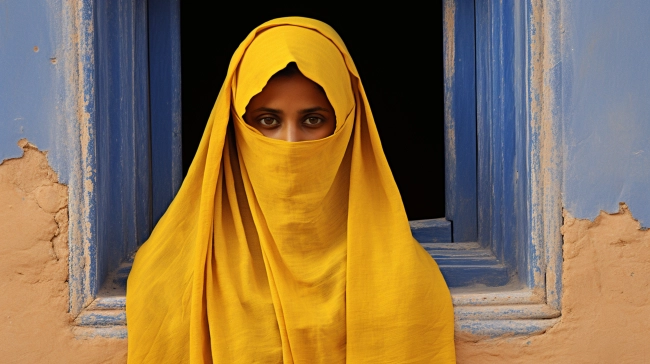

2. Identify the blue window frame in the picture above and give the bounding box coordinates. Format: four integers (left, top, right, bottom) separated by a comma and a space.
70, 0, 563, 338
437, 0, 563, 336
418, 0, 526, 289
69, 0, 181, 336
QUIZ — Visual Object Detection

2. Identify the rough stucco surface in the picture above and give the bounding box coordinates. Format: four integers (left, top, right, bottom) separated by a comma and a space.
457, 204, 650, 363
0, 141, 126, 363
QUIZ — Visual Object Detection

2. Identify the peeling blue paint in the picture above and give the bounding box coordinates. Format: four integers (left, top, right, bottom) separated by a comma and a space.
0, 0, 76, 183
4, 0, 620, 340
457, 318, 560, 338
562, 0, 650, 227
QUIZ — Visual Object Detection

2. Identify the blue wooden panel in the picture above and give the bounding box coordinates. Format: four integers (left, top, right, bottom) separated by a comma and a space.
149, 0, 182, 224
75, 311, 126, 326
440, 265, 509, 287
69, 0, 99, 316
409, 218, 452, 243
512, 0, 532, 288
443, 0, 478, 242
475, 0, 525, 273
421, 242, 510, 287
456, 318, 560, 338
475, 0, 495, 252
95, 0, 152, 292
73, 0, 564, 336
99, 239, 511, 293
133, 0, 154, 258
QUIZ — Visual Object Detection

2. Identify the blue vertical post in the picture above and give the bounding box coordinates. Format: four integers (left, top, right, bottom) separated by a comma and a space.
149, 0, 182, 225
443, 0, 478, 242
475, 0, 522, 270
134, 0, 153, 252
95, 0, 152, 288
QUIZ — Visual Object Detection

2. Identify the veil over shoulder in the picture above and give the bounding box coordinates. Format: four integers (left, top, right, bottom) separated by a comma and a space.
127, 17, 455, 363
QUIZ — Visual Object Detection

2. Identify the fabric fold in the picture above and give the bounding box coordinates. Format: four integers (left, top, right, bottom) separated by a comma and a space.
127, 17, 455, 363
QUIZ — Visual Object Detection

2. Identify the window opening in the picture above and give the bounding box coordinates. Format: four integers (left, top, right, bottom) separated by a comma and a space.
180, 4, 445, 220
73, 1, 564, 337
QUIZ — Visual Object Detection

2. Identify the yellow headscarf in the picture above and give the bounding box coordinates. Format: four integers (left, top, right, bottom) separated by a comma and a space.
127, 17, 455, 363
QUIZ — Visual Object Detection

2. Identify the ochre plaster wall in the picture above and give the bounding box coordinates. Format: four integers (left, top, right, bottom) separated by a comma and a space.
457, 204, 650, 363
1, 142, 648, 363
0, 141, 126, 363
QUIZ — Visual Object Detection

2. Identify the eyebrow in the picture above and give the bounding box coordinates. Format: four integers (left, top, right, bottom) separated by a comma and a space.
299, 107, 330, 114
251, 106, 331, 114
251, 107, 282, 114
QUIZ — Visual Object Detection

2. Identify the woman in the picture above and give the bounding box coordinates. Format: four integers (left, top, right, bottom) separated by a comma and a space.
127, 17, 455, 363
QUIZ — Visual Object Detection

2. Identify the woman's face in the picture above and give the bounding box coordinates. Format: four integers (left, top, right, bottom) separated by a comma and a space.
243, 72, 336, 142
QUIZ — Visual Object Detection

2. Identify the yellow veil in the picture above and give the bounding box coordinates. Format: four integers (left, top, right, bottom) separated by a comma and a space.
126, 17, 455, 363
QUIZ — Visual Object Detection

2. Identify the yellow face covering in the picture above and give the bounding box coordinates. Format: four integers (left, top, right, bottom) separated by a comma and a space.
127, 17, 455, 363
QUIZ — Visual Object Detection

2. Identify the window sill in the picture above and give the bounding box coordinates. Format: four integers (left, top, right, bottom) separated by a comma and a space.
73, 288, 560, 339
73, 219, 560, 338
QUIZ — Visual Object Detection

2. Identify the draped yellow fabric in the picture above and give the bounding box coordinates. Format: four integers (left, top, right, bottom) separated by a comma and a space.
127, 17, 455, 363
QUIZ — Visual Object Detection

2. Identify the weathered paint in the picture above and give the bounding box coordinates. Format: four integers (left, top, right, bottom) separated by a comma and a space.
0, 0, 76, 184
0, 0, 102, 318
531, 0, 564, 311
94, 0, 154, 299
67, 0, 182, 324
562, 0, 650, 227
475, 0, 520, 269
441, 0, 563, 336
3, 0, 647, 355
409, 218, 451, 242
149, 0, 183, 224
67, 0, 181, 339
422, 242, 510, 287
68, 0, 99, 317
457, 318, 561, 338
443, 0, 478, 243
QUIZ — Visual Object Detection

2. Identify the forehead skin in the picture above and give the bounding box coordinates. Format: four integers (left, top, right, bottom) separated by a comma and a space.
243, 73, 336, 141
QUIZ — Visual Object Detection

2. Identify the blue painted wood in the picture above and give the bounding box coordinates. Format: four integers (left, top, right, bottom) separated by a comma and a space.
443, 0, 478, 242
101, 229, 510, 294
149, 0, 182, 224
475, 0, 496, 253
93, 296, 127, 310
409, 218, 452, 243
73, 0, 565, 338
440, 265, 509, 287
531, 0, 564, 311
454, 304, 560, 320
134, 0, 154, 258
68, 0, 99, 316
110, 264, 133, 288
95, 0, 152, 292
75, 311, 126, 326
69, 0, 182, 317
475, 0, 528, 277
74, 326, 128, 339
456, 318, 560, 338
421, 241, 510, 287
512, 0, 532, 288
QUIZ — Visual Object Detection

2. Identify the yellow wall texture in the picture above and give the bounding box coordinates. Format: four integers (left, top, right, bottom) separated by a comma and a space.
1, 142, 648, 363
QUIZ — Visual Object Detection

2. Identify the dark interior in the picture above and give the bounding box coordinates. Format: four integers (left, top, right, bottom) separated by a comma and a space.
180, 4, 445, 220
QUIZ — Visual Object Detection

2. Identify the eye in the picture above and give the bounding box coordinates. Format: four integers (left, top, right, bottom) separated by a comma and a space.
259, 117, 279, 127
303, 116, 324, 126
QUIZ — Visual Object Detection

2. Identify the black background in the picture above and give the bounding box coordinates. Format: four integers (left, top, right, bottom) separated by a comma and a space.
180, 4, 445, 220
